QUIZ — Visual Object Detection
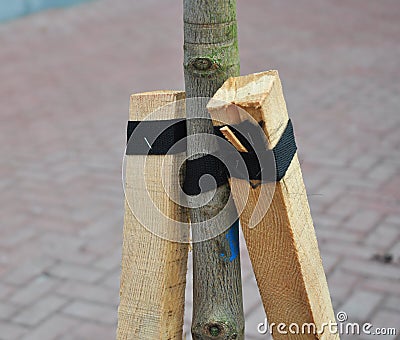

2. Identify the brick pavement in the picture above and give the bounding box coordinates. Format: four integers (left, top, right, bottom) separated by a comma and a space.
0, 0, 399, 339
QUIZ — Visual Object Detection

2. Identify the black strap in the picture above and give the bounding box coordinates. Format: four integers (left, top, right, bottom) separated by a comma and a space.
273, 119, 297, 181
183, 155, 228, 195
127, 119, 187, 155
126, 118, 297, 195
126, 118, 264, 154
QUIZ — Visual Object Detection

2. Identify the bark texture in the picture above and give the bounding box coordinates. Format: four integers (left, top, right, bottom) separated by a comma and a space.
183, 1, 244, 339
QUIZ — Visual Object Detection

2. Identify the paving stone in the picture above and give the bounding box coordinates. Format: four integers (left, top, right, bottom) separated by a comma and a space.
316, 228, 363, 244
46, 262, 105, 283
320, 251, 341, 274
350, 154, 380, 172
0, 283, 16, 300
9, 275, 59, 306
62, 301, 117, 325
3, 257, 56, 286
325, 196, 361, 221
338, 290, 383, 323
92, 248, 122, 272
58, 322, 117, 340
369, 310, 399, 340
56, 280, 118, 306
360, 278, 400, 297
384, 296, 400, 313
0, 321, 28, 340
98, 268, 121, 289
0, 301, 19, 320
322, 241, 379, 261
327, 268, 361, 306
20, 315, 80, 340
13, 295, 68, 326
343, 211, 383, 233
389, 240, 400, 261
367, 162, 398, 184
0, 228, 36, 248
363, 223, 400, 251
385, 214, 400, 225
36, 232, 96, 265
341, 259, 400, 281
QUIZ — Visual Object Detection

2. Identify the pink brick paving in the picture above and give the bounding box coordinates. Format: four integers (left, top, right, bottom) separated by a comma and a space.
0, 0, 399, 339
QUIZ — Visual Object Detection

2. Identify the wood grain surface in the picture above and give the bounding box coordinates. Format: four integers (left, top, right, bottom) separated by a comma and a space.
209, 71, 339, 340
117, 91, 189, 340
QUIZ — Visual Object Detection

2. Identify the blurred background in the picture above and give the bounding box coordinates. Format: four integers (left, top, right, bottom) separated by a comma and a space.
0, 0, 399, 339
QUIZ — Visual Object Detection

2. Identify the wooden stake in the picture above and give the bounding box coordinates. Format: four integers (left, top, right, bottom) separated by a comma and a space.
183, 0, 245, 339
117, 91, 189, 340
209, 71, 339, 340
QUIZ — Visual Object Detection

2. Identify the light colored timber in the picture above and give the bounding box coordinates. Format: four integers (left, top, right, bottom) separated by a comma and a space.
220, 126, 248, 152
208, 71, 339, 340
117, 91, 189, 340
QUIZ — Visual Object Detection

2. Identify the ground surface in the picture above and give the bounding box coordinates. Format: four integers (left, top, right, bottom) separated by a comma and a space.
0, 0, 399, 339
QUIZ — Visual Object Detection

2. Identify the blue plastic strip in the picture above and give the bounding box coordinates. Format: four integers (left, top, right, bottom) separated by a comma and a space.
220, 219, 240, 262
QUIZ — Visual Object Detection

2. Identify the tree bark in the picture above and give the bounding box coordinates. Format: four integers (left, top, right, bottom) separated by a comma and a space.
183, 1, 244, 339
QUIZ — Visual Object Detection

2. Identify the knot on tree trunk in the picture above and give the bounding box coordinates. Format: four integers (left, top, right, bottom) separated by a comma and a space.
192, 321, 241, 340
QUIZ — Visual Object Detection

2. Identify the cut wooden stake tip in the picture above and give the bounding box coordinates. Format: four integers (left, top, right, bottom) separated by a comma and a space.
219, 126, 248, 152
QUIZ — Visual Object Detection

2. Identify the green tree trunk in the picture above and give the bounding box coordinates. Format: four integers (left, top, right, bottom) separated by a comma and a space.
183, 1, 244, 339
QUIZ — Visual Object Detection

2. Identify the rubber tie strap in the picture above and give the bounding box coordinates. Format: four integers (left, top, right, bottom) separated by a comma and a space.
126, 118, 297, 195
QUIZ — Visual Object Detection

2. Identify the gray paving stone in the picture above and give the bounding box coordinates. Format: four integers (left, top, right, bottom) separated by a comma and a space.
341, 260, 400, 281
384, 296, 400, 313
369, 310, 399, 340
9, 275, 59, 306
20, 315, 80, 340
58, 322, 117, 340
62, 301, 117, 325
338, 290, 383, 323
0, 321, 28, 340
13, 295, 68, 327
0, 302, 19, 320
56, 280, 119, 306
46, 262, 104, 283
3, 257, 56, 286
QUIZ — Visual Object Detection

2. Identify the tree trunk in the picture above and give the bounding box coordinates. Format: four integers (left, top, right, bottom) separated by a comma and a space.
183, 1, 244, 339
